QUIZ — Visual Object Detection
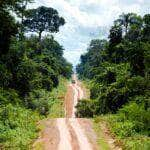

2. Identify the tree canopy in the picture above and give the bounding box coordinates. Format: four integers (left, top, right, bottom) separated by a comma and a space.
0, 1, 72, 148
76, 12, 150, 123
23, 6, 65, 40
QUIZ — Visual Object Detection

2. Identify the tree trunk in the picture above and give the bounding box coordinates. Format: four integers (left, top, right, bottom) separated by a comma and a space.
39, 31, 42, 42
125, 23, 128, 35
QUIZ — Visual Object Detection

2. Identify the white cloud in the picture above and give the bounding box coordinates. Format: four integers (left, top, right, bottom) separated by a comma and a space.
64, 49, 87, 66
31, 0, 149, 65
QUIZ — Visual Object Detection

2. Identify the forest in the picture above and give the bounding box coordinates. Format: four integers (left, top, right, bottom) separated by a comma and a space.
0, 0, 72, 148
0, 0, 150, 149
76, 13, 150, 148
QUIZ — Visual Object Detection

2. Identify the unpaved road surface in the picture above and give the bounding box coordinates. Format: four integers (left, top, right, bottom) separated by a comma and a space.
33, 74, 97, 150
56, 74, 94, 150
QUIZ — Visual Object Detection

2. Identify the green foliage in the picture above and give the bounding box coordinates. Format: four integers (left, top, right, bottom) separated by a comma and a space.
77, 12, 150, 114
0, 63, 12, 87
77, 13, 150, 148
23, 6, 65, 40
94, 115, 150, 150
118, 102, 150, 134
0, 1, 72, 148
76, 99, 95, 117
25, 89, 51, 115
0, 88, 21, 105
102, 101, 150, 149
0, 104, 40, 149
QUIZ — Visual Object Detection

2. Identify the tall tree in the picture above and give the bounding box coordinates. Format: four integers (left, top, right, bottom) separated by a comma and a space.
109, 25, 122, 46
0, 0, 33, 55
143, 14, 150, 41
0, 9, 18, 55
23, 6, 65, 41
115, 13, 142, 35
15, 0, 33, 40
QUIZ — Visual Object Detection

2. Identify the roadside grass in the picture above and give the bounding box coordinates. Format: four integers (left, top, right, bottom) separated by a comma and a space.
48, 77, 68, 118
32, 77, 69, 149
33, 142, 44, 150
92, 117, 110, 150
105, 115, 150, 150
0, 105, 41, 150
94, 115, 150, 150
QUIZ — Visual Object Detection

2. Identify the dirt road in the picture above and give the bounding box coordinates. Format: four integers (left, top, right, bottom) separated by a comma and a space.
33, 74, 122, 150
57, 74, 93, 150
33, 74, 97, 150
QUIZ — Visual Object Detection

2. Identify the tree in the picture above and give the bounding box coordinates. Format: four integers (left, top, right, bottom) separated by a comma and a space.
143, 14, 150, 41
23, 6, 65, 41
115, 13, 142, 35
0, 0, 33, 55
109, 25, 122, 46
0, 9, 18, 55
15, 0, 33, 40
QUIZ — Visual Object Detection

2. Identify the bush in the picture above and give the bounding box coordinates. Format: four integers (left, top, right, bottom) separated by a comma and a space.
106, 101, 150, 138
111, 119, 136, 137
76, 99, 95, 117
0, 104, 40, 149
0, 88, 21, 105
118, 102, 150, 135
25, 89, 52, 115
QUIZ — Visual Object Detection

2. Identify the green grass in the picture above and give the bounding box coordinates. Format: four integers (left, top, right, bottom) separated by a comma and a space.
48, 77, 68, 118
0, 104, 41, 150
103, 115, 150, 150
93, 115, 150, 150
92, 117, 111, 150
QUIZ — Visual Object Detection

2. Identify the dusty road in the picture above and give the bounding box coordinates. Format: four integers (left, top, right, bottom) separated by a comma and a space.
33, 74, 97, 150
57, 74, 93, 150
33, 74, 122, 150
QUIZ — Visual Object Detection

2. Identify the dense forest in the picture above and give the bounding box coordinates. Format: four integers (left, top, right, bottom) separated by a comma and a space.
0, 0, 72, 148
76, 13, 150, 148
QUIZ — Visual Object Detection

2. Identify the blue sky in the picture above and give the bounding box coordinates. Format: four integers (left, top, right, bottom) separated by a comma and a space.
30, 0, 150, 66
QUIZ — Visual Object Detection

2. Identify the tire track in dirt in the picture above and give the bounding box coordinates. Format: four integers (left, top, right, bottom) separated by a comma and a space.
57, 74, 93, 150
33, 74, 95, 150
57, 118, 72, 150
69, 118, 92, 150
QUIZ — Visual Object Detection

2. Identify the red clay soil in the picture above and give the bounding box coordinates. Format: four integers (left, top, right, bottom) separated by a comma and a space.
66, 118, 80, 150
33, 119, 59, 150
78, 118, 98, 150
65, 84, 74, 118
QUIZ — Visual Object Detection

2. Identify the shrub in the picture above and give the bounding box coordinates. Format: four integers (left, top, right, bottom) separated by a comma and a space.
118, 102, 150, 135
25, 89, 51, 115
0, 104, 40, 149
0, 88, 21, 105
76, 99, 96, 117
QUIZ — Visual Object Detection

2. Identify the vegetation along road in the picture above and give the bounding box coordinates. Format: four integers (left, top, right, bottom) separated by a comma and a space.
33, 75, 95, 149
0, 0, 149, 149
33, 74, 122, 150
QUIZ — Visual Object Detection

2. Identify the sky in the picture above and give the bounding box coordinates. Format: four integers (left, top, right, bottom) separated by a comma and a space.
30, 0, 150, 66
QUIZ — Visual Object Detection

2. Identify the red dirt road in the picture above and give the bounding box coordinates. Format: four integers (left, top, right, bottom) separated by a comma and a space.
57, 74, 94, 150
33, 74, 97, 150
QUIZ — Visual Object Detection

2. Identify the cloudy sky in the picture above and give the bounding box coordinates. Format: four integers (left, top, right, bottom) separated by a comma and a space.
30, 0, 150, 66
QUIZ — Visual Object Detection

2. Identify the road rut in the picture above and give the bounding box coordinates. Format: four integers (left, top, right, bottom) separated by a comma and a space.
57, 74, 93, 150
